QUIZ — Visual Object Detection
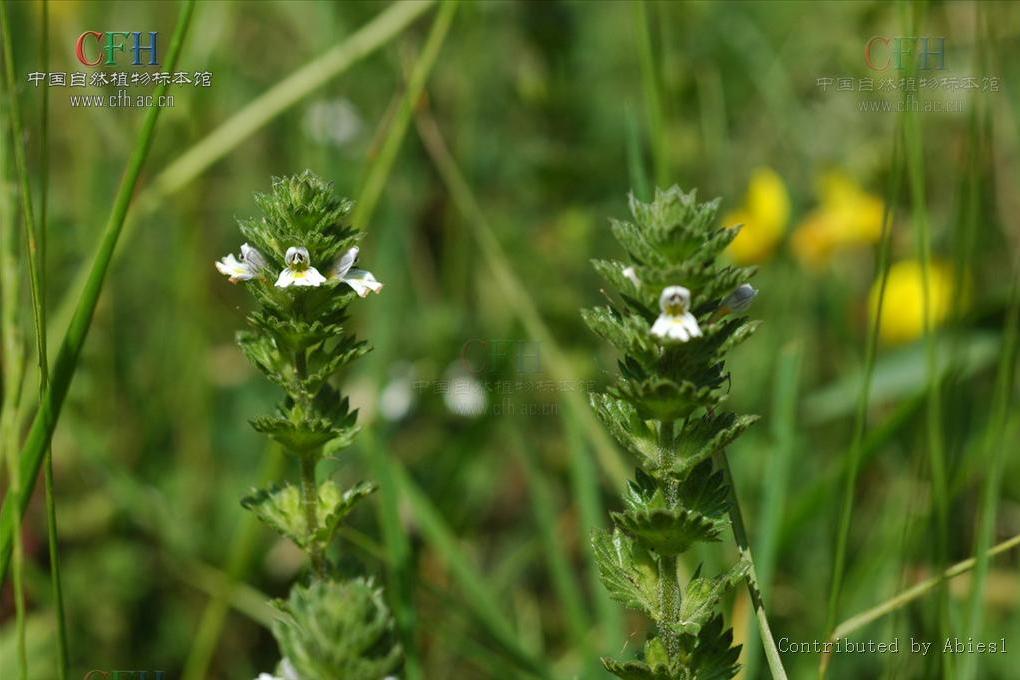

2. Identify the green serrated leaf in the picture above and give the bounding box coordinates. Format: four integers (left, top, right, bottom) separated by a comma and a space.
672, 560, 750, 635
591, 528, 660, 617
241, 479, 376, 550
612, 507, 724, 556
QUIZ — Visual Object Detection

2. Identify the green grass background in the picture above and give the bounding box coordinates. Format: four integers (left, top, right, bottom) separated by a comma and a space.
1, 1, 1019, 679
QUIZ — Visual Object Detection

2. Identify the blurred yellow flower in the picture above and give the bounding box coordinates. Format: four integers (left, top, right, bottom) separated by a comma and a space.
871, 259, 953, 345
723, 167, 790, 264
792, 172, 885, 269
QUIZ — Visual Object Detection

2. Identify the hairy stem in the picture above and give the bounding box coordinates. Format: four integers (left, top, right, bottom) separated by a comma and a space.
658, 419, 680, 656
300, 454, 326, 577
292, 347, 326, 577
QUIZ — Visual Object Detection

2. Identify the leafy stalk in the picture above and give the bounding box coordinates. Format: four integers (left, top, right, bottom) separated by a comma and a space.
222, 172, 400, 679
584, 186, 788, 678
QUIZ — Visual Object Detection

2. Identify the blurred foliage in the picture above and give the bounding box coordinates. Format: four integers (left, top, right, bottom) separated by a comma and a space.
1, 1, 1019, 679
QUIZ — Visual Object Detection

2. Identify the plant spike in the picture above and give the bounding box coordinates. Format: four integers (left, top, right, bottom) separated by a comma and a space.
218, 171, 399, 680
585, 186, 774, 679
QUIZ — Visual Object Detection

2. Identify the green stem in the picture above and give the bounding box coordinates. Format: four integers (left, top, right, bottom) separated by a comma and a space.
292, 347, 326, 577
826, 532, 1020, 648
824, 125, 903, 648
0, 67, 28, 680
300, 454, 326, 577
36, 2, 69, 676
657, 420, 680, 656
717, 451, 789, 680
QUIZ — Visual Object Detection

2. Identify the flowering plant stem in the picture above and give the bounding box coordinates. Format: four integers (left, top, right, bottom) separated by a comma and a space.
219, 172, 398, 680
584, 186, 788, 679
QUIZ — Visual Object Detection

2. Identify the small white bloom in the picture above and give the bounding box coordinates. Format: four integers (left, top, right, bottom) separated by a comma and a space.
622, 266, 641, 288
241, 242, 267, 270
651, 285, 702, 343
329, 246, 384, 297
280, 658, 300, 680
275, 246, 327, 288
215, 242, 266, 283
255, 674, 281, 680
722, 283, 757, 314
444, 362, 487, 418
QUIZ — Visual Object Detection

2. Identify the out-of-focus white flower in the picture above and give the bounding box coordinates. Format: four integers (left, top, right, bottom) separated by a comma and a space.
329, 246, 383, 297
443, 362, 487, 417
722, 283, 758, 314
303, 98, 364, 148
622, 266, 641, 288
380, 362, 415, 421
650, 285, 702, 343
275, 246, 326, 288
254, 658, 299, 680
216, 242, 266, 283
280, 658, 299, 680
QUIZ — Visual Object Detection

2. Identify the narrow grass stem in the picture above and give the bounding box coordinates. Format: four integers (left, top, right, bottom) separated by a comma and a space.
0, 72, 28, 680
903, 78, 953, 680
351, 0, 457, 228
823, 532, 1020, 654
824, 128, 903, 650
36, 2, 69, 675
0, 0, 196, 583
717, 451, 789, 680
633, 0, 668, 188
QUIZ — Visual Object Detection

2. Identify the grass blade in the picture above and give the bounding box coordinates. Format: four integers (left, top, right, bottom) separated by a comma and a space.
825, 532, 1020, 649
390, 459, 553, 678
508, 427, 595, 675
900, 5, 952, 671
352, 0, 457, 227
823, 121, 903, 654
716, 451, 789, 680
633, 0, 668, 188
566, 413, 623, 662
961, 278, 1019, 680
743, 342, 802, 679
0, 64, 28, 680
0, 0, 196, 583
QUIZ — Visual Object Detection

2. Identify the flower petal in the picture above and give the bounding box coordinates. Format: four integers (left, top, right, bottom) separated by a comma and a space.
216, 254, 254, 283
279, 266, 327, 287
331, 246, 359, 279
241, 243, 267, 270
275, 268, 295, 288
342, 268, 383, 297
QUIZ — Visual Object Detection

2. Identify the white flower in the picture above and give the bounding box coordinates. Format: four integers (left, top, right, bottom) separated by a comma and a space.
622, 266, 641, 288
444, 362, 486, 418
280, 658, 300, 680
651, 285, 702, 343
722, 283, 757, 314
215, 242, 266, 283
275, 246, 327, 288
254, 658, 300, 680
329, 246, 383, 297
